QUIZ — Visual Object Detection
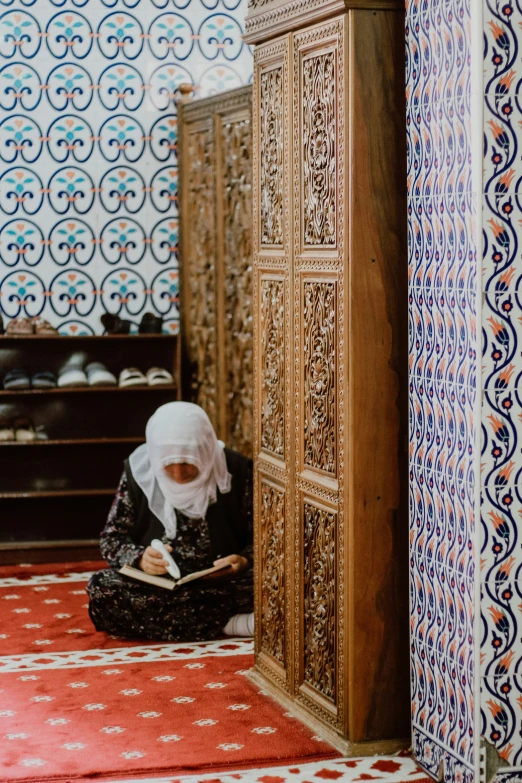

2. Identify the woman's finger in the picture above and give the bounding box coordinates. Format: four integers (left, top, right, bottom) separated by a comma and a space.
146, 558, 168, 569
146, 564, 167, 575
148, 549, 165, 561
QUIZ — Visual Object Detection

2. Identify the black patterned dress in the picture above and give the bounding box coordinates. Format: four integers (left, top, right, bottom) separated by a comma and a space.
86, 471, 253, 642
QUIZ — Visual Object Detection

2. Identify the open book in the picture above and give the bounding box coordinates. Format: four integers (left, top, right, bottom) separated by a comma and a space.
119, 563, 231, 590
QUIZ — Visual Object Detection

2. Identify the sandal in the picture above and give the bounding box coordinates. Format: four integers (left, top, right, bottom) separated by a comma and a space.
3, 368, 30, 390
57, 361, 88, 388
119, 367, 147, 388
86, 362, 117, 387
31, 317, 58, 335
146, 366, 173, 386
139, 312, 163, 334
13, 416, 36, 442
6, 317, 33, 336
0, 418, 14, 442
31, 371, 57, 389
101, 313, 132, 335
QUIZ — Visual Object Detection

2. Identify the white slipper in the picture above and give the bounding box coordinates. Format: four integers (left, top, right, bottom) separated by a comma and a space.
146, 366, 174, 386
119, 367, 147, 388
86, 362, 117, 387
0, 421, 14, 441
57, 366, 88, 388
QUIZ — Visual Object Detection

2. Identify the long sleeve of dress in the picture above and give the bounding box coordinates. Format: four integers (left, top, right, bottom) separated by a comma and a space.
239, 460, 254, 567
100, 471, 146, 569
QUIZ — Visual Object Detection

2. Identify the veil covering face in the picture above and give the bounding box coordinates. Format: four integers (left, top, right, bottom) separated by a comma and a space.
128, 402, 232, 540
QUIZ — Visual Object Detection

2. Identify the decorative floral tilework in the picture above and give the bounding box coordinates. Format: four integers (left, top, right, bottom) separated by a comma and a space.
411, 0, 522, 771
407, 0, 477, 776
480, 0, 522, 771
0, 0, 253, 335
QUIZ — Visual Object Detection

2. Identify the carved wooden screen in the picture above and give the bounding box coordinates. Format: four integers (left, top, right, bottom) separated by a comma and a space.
294, 22, 345, 730
179, 87, 253, 456
250, 4, 409, 753
254, 39, 292, 691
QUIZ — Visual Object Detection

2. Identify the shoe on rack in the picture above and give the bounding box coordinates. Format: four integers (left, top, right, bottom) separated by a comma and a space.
101, 313, 132, 335
31, 371, 57, 389
5, 317, 33, 336
3, 368, 30, 390
31, 317, 59, 335
139, 312, 163, 334
13, 417, 36, 442
86, 362, 117, 387
119, 367, 147, 388
146, 367, 173, 386
57, 360, 88, 388
0, 419, 14, 442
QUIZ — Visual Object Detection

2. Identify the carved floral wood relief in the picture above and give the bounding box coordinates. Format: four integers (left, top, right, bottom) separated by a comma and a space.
186, 128, 218, 430
302, 51, 336, 247
181, 88, 253, 456
220, 117, 254, 456
303, 281, 336, 474
260, 67, 284, 246
260, 279, 285, 457
303, 500, 336, 701
251, 12, 408, 747
260, 480, 286, 664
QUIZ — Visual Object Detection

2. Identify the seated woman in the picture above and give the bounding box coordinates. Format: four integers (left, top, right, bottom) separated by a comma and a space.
87, 401, 253, 642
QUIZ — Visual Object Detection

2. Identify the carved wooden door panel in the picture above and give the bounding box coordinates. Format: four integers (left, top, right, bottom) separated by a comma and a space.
253, 37, 292, 693
180, 88, 253, 456
253, 19, 347, 725
215, 107, 253, 456
180, 117, 219, 431
293, 18, 346, 732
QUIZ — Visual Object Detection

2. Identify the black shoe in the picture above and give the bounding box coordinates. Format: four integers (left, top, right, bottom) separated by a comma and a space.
138, 312, 163, 334
101, 313, 132, 335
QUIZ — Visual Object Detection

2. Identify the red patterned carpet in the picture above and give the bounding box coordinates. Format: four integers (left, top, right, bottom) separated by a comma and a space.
0, 561, 338, 782
0, 562, 429, 783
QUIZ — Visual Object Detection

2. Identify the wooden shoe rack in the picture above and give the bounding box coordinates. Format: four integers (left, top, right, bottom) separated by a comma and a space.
0, 334, 181, 564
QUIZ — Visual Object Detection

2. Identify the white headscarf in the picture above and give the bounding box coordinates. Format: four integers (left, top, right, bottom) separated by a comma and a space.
128, 402, 232, 539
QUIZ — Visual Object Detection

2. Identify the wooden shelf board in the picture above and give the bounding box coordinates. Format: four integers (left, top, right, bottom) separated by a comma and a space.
0, 539, 100, 551
0, 385, 177, 396
0, 437, 144, 447
0, 334, 177, 340
0, 488, 115, 499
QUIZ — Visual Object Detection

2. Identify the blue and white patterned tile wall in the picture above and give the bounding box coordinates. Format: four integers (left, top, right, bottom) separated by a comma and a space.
0, 0, 252, 335
409, 0, 522, 775
406, 0, 479, 777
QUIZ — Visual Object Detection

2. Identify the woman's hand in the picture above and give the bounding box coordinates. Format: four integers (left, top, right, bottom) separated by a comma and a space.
203, 554, 249, 580
139, 544, 173, 576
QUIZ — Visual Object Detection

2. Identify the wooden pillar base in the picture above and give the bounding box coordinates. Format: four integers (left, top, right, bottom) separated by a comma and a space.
248, 668, 410, 757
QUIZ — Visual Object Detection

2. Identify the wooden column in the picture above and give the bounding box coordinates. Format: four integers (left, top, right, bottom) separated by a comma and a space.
247, 0, 410, 752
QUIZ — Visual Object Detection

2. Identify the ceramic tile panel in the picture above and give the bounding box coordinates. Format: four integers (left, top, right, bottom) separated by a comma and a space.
410, 0, 522, 772
407, 0, 478, 772
0, 0, 253, 335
